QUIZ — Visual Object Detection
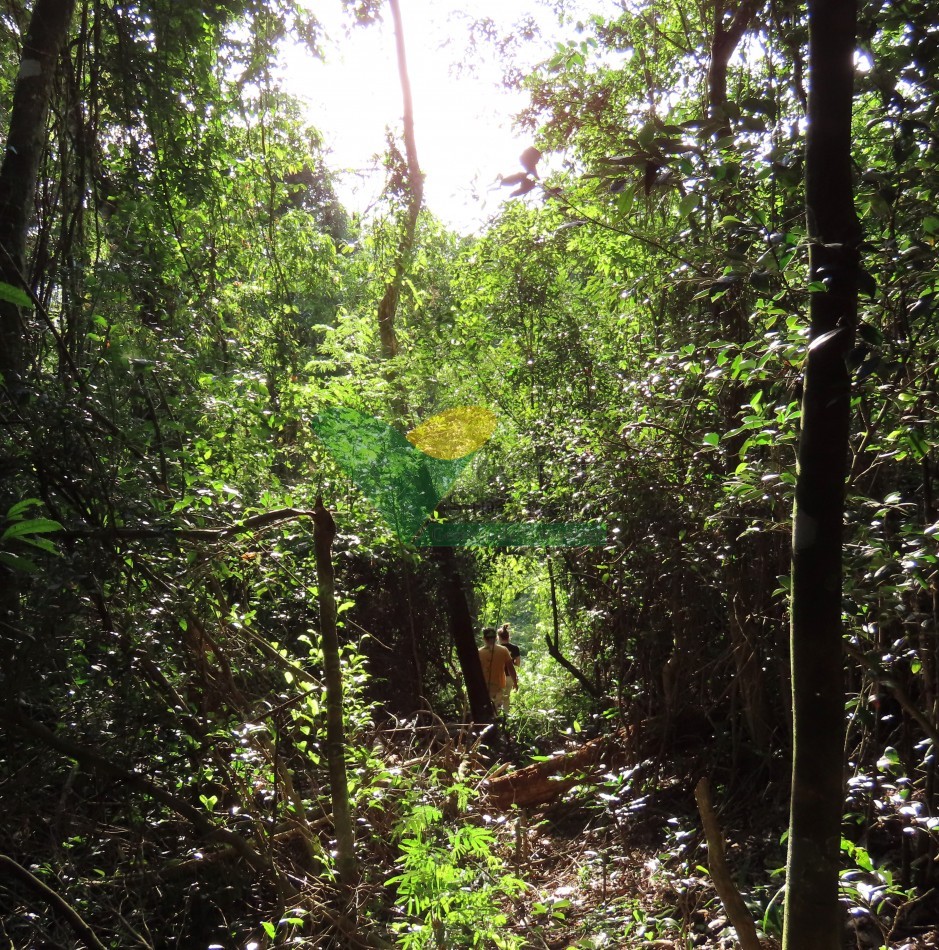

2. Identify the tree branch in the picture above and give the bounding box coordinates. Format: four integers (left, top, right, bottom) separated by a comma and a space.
694, 777, 762, 950
64, 507, 316, 542
0, 853, 108, 950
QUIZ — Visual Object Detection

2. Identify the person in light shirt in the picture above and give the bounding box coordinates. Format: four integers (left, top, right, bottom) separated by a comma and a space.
478, 626, 516, 714
497, 623, 521, 712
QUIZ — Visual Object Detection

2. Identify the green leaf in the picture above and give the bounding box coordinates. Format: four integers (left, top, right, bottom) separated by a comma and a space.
855, 848, 873, 872
637, 122, 656, 149
6, 499, 42, 519
0, 282, 32, 308
678, 193, 699, 217
0, 551, 39, 573
17, 535, 59, 554
877, 746, 901, 771
905, 429, 929, 461
1, 518, 63, 542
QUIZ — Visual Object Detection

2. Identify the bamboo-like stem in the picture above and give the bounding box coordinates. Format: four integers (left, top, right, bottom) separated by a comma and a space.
313, 498, 357, 885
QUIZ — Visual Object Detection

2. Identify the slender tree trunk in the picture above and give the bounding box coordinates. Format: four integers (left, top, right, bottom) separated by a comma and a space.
312, 499, 357, 885
376, 0, 423, 360
0, 0, 76, 388
694, 778, 761, 950
545, 556, 600, 699
433, 546, 493, 724
782, 0, 859, 945
372, 0, 490, 726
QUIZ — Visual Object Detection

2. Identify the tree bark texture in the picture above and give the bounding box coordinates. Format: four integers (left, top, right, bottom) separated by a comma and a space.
782, 0, 860, 946
313, 499, 358, 885
0, 0, 76, 387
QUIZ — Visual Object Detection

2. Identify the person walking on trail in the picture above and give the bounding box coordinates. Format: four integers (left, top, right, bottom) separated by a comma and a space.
498, 623, 521, 712
478, 626, 516, 714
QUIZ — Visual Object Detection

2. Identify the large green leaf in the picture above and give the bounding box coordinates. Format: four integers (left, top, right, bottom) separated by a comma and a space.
0, 282, 32, 308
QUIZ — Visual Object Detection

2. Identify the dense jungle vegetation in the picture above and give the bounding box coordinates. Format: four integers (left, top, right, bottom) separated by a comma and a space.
2, 0, 939, 947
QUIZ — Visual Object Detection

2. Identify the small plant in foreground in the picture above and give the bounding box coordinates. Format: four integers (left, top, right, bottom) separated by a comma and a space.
387, 801, 527, 949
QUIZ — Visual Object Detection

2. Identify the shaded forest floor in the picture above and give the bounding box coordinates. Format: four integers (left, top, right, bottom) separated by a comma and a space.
470, 730, 939, 950
483, 767, 786, 949
3, 720, 939, 949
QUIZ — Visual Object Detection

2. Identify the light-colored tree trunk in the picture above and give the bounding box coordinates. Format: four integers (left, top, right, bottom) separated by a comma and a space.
375, 0, 423, 360
371, 0, 492, 725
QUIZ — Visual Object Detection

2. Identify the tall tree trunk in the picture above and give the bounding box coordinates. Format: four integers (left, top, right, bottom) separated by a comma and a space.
0, 0, 76, 389
782, 0, 859, 945
313, 500, 357, 885
371, 0, 488, 725
0, 0, 75, 693
433, 546, 494, 724
376, 0, 423, 360
707, 0, 761, 138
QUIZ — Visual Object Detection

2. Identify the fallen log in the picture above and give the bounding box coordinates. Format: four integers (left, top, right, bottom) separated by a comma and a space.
484, 732, 624, 810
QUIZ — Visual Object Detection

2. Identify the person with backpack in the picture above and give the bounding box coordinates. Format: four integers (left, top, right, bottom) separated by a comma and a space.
478, 626, 516, 714
497, 623, 521, 711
